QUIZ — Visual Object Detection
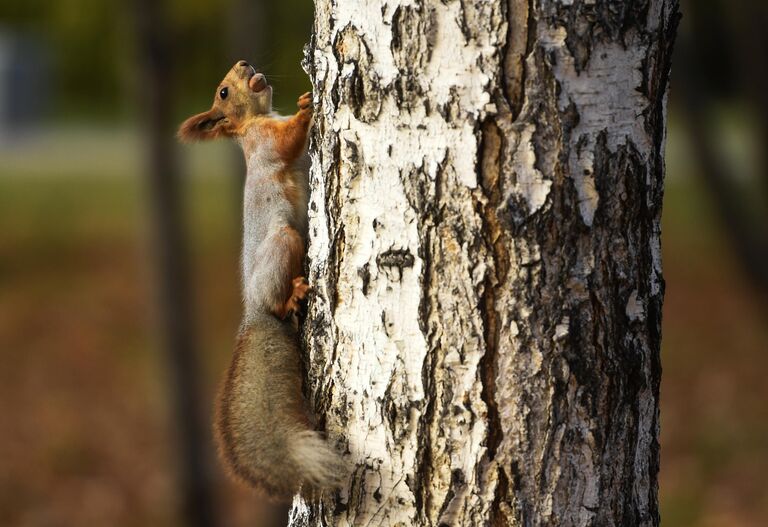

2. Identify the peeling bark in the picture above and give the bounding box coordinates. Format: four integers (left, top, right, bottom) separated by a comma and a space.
292, 1, 679, 525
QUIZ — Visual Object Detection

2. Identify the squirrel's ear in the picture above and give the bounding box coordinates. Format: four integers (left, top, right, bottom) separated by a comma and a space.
177, 109, 235, 142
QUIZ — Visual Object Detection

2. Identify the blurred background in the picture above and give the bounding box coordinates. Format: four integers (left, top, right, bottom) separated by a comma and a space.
0, 1, 765, 526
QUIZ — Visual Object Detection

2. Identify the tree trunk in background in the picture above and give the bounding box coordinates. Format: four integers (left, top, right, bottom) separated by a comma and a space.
133, 1, 217, 526
293, 1, 679, 525
229, 0, 270, 191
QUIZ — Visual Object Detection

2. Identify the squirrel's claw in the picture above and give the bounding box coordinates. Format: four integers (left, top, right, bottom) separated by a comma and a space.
297, 92, 313, 112
280, 277, 311, 318
291, 276, 311, 300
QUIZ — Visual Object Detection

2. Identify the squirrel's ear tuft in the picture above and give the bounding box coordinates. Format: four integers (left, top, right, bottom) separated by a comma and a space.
177, 109, 234, 142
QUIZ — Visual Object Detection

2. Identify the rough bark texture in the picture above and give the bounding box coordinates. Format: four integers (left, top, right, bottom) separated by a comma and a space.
291, 1, 679, 526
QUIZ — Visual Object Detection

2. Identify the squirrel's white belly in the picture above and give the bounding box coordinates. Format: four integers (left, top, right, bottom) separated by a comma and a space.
239, 135, 309, 315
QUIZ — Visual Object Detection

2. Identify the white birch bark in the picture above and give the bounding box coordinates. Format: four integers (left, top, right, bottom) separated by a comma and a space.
292, 1, 680, 525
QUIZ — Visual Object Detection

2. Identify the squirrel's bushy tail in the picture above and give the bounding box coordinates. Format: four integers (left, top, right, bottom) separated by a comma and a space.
214, 313, 344, 501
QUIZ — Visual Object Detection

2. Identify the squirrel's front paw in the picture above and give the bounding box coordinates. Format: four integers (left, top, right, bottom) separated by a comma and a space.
297, 92, 313, 113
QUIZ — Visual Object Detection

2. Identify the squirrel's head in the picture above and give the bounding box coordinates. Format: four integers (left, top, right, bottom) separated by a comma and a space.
178, 60, 272, 142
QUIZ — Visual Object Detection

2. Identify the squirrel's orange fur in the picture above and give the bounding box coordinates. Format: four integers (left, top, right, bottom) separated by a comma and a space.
179, 61, 344, 500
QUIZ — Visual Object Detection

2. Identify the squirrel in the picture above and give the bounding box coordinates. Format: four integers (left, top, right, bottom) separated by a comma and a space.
178, 60, 344, 500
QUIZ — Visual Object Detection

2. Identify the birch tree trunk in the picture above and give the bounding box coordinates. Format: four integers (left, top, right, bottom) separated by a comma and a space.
292, 1, 679, 525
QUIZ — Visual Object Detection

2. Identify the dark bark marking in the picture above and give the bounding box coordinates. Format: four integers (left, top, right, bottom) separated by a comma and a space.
376, 248, 415, 282
543, 0, 652, 72
332, 25, 383, 123
391, 4, 437, 109
329, 223, 345, 312
357, 263, 371, 296
342, 137, 361, 174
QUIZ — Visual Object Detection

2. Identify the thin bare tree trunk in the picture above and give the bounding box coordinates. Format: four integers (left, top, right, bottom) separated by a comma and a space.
228, 0, 270, 211
294, 1, 679, 525
133, 1, 217, 525
676, 2, 768, 306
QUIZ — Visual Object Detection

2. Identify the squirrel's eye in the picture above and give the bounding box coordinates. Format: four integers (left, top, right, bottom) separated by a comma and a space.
219, 87, 228, 100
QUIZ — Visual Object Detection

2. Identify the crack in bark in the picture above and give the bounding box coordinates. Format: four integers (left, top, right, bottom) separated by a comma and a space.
478, 120, 513, 525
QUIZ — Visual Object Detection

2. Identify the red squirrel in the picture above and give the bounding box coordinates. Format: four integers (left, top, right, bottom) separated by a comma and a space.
178, 60, 343, 500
